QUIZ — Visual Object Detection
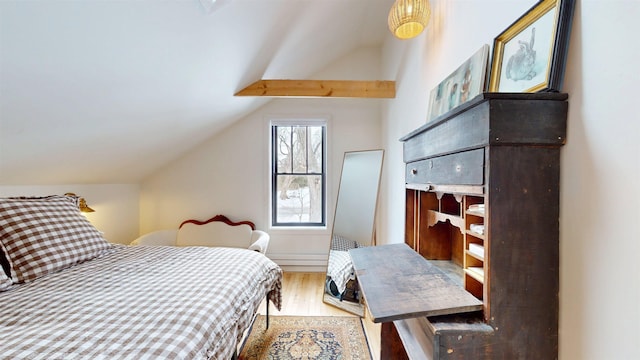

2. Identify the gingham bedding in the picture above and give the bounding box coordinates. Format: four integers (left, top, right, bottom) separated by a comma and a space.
0, 245, 282, 360
327, 249, 355, 294
330, 233, 359, 252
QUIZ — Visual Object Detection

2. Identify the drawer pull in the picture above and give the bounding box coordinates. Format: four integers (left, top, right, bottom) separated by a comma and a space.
411, 168, 418, 175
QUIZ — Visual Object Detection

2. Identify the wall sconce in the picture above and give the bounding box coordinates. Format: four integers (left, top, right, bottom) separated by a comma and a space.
64, 193, 95, 213
388, 0, 431, 40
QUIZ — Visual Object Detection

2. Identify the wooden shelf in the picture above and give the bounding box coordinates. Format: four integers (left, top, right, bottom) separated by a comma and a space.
464, 267, 485, 283
427, 210, 464, 230
466, 250, 484, 262
466, 209, 485, 217
466, 230, 486, 241
430, 184, 484, 196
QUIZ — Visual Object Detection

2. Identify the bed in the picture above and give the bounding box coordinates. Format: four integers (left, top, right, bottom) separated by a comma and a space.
0, 195, 282, 360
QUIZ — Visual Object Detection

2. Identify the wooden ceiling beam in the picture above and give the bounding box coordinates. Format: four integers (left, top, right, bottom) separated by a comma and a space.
234, 79, 396, 98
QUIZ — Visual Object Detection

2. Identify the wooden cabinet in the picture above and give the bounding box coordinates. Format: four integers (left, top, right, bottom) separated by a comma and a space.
357, 93, 568, 359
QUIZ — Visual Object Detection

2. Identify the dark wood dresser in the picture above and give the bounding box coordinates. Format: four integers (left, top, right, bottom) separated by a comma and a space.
350, 92, 568, 359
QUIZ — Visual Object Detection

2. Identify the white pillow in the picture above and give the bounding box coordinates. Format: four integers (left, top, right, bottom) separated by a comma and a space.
177, 221, 252, 249
0, 270, 12, 291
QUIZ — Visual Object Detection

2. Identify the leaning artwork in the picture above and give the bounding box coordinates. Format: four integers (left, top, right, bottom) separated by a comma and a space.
488, 0, 576, 93
427, 44, 489, 123
497, 10, 555, 92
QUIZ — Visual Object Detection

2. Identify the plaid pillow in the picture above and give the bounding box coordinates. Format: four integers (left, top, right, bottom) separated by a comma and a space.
0, 196, 113, 283
330, 234, 359, 251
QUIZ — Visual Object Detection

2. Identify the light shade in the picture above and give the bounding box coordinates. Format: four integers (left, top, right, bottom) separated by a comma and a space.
64, 192, 95, 213
78, 198, 95, 213
388, 0, 431, 40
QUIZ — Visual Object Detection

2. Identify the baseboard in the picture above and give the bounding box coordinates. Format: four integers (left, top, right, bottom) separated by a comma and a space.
279, 265, 327, 272
268, 253, 327, 273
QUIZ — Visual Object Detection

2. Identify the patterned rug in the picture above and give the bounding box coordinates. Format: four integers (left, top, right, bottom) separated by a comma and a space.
238, 315, 371, 360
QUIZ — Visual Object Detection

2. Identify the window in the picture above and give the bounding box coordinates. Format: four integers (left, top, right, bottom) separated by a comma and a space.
271, 121, 326, 227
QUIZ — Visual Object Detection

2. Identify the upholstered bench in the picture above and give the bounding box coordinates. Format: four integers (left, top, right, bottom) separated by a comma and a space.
131, 215, 269, 254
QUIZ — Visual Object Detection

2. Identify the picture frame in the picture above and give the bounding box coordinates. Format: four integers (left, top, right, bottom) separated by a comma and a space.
427, 44, 490, 122
488, 0, 575, 93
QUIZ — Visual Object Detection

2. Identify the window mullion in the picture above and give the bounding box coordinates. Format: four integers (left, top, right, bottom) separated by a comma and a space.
305, 126, 309, 173
289, 127, 294, 174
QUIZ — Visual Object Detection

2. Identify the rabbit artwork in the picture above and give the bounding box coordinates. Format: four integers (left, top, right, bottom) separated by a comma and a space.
506, 27, 537, 81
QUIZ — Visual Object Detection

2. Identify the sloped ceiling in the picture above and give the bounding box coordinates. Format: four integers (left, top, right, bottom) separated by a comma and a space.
0, 0, 391, 185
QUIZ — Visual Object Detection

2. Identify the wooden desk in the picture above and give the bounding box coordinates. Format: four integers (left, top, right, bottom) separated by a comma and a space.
363, 93, 566, 359
349, 243, 482, 323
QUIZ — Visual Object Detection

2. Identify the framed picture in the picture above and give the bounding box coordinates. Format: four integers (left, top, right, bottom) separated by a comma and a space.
488, 0, 575, 93
427, 44, 490, 122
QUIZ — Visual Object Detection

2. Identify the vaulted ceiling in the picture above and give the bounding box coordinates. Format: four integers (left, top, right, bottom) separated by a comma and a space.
0, 0, 392, 185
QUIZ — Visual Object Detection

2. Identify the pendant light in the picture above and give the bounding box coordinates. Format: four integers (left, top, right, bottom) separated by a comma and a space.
388, 0, 431, 40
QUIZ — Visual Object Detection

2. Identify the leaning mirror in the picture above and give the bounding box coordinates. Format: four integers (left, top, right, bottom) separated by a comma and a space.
323, 149, 384, 316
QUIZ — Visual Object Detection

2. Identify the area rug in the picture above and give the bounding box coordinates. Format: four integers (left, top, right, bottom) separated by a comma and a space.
238, 315, 371, 360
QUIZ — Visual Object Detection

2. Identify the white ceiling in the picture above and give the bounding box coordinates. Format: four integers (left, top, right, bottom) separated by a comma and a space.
0, 0, 391, 185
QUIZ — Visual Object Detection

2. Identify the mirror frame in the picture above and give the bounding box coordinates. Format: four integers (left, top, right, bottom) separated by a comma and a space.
323, 149, 384, 316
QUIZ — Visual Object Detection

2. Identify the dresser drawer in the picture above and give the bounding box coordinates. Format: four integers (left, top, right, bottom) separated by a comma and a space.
406, 149, 484, 185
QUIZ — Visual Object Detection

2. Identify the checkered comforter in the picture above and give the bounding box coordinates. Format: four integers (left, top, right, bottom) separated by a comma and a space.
327, 249, 355, 294
0, 245, 282, 360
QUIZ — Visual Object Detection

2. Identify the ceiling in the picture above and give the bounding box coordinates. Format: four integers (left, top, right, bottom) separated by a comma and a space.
0, 0, 392, 185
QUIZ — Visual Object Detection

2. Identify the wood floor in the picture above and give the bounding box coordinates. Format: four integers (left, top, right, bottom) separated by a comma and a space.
257, 272, 381, 359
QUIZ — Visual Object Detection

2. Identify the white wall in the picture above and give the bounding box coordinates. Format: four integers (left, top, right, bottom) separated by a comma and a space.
378, 1, 639, 360
560, 2, 639, 359
140, 97, 382, 270
0, 184, 139, 244
140, 46, 384, 271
